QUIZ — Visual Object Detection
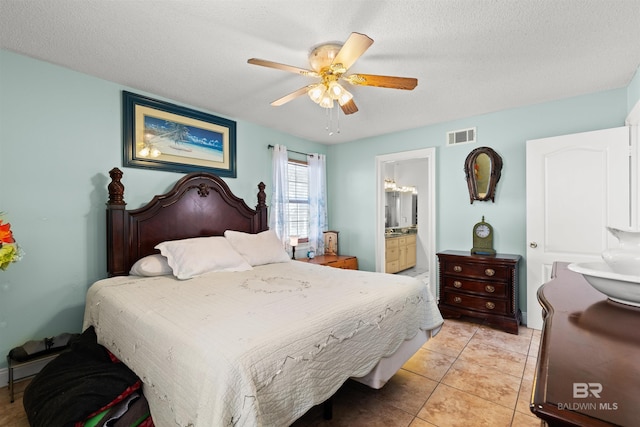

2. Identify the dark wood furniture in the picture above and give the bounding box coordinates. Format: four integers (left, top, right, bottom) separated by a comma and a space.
531, 262, 640, 427
297, 254, 358, 270
437, 250, 521, 334
106, 167, 268, 276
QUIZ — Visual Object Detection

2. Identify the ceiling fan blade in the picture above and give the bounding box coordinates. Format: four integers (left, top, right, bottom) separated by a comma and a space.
332, 32, 374, 71
340, 99, 359, 115
248, 58, 319, 77
344, 74, 418, 90
271, 86, 311, 106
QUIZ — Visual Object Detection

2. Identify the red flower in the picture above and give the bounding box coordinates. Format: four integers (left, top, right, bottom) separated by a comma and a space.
0, 220, 15, 244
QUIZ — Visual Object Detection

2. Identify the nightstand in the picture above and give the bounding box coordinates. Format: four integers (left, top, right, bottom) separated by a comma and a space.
297, 254, 358, 270
437, 250, 521, 334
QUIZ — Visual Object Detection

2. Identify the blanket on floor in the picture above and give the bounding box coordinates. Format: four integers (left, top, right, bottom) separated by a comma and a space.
23, 326, 151, 427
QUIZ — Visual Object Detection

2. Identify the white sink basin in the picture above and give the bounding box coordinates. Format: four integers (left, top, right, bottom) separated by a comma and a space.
568, 262, 640, 307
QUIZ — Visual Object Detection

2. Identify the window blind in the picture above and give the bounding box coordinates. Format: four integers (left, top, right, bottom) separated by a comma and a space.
287, 161, 309, 240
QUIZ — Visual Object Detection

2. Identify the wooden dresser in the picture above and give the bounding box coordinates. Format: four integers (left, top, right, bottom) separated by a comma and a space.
531, 262, 640, 426
385, 234, 417, 273
297, 254, 358, 270
437, 250, 521, 334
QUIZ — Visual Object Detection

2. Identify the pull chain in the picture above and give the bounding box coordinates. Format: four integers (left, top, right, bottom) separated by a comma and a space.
325, 105, 341, 136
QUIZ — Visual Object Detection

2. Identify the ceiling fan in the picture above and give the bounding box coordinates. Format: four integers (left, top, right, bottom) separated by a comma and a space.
248, 32, 418, 115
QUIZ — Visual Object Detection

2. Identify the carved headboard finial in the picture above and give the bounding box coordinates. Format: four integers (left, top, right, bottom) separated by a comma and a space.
108, 167, 126, 205
257, 182, 266, 208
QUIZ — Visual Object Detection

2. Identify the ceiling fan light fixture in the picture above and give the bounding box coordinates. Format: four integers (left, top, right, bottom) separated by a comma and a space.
248, 32, 417, 121
319, 93, 334, 109
308, 83, 326, 103
328, 81, 346, 100
337, 88, 353, 106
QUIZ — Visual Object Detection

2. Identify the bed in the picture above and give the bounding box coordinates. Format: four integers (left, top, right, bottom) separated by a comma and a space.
82, 167, 443, 427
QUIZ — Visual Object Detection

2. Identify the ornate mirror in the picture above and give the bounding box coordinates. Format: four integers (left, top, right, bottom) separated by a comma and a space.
464, 146, 503, 204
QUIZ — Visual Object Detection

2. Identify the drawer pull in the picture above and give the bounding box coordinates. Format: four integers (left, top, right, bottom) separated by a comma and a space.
485, 285, 495, 293
484, 268, 495, 277
453, 281, 462, 288
453, 265, 462, 272
453, 296, 462, 303
485, 301, 496, 310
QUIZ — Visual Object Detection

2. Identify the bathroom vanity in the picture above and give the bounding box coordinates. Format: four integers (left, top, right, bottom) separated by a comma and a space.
385, 232, 416, 273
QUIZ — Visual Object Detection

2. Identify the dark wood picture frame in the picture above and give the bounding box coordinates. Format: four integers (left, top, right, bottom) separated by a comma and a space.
122, 91, 237, 177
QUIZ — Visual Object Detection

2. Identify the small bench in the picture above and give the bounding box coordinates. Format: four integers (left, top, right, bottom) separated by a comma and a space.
6, 333, 78, 402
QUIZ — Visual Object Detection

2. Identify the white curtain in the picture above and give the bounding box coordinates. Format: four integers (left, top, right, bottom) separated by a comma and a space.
308, 153, 328, 254
269, 144, 289, 245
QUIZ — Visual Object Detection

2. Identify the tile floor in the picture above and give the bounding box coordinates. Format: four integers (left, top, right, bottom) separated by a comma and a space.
291, 318, 542, 426
1, 318, 542, 427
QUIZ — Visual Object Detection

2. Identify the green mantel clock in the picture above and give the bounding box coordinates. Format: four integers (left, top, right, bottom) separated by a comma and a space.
471, 216, 496, 255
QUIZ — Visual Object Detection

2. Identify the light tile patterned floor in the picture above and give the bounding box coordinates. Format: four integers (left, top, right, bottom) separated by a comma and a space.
1, 319, 542, 427
291, 318, 542, 427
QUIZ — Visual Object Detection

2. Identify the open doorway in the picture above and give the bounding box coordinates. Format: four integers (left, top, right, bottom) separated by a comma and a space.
375, 148, 436, 296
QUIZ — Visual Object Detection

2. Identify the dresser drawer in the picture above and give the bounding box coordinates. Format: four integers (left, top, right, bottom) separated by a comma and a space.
327, 257, 358, 270
299, 255, 358, 270
442, 291, 509, 315
442, 276, 507, 297
441, 260, 511, 281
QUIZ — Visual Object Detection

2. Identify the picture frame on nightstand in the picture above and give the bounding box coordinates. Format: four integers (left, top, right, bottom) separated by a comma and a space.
323, 231, 339, 255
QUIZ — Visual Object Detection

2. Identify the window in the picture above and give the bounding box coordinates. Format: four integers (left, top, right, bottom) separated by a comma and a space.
287, 160, 309, 240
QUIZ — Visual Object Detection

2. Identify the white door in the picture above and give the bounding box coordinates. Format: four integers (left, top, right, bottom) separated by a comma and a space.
526, 126, 631, 330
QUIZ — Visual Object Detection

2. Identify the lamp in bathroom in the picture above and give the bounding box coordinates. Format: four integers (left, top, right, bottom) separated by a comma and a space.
290, 235, 299, 260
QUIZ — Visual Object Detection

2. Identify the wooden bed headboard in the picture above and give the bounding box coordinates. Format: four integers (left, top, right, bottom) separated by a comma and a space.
106, 167, 268, 276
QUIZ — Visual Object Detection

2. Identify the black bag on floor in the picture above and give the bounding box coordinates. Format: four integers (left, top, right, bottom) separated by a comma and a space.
23, 326, 142, 427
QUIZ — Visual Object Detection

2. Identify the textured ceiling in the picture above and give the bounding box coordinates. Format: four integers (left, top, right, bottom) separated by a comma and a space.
1, 0, 639, 144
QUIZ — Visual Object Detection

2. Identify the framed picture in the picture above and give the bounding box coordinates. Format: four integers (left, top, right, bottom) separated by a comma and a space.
122, 91, 236, 177
323, 230, 339, 255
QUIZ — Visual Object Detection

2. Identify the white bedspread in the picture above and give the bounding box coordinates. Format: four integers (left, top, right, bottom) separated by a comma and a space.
83, 261, 443, 427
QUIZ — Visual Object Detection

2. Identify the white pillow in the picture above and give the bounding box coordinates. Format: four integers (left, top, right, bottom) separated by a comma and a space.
224, 229, 291, 266
155, 236, 252, 280
129, 254, 173, 277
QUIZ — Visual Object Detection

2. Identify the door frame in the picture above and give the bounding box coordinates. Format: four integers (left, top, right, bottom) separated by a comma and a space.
375, 148, 437, 294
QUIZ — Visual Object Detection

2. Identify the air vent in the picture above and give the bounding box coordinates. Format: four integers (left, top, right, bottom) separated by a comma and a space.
446, 127, 476, 146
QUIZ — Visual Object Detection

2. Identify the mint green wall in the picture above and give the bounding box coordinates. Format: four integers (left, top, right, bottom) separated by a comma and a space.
327, 88, 629, 317
0, 50, 324, 369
